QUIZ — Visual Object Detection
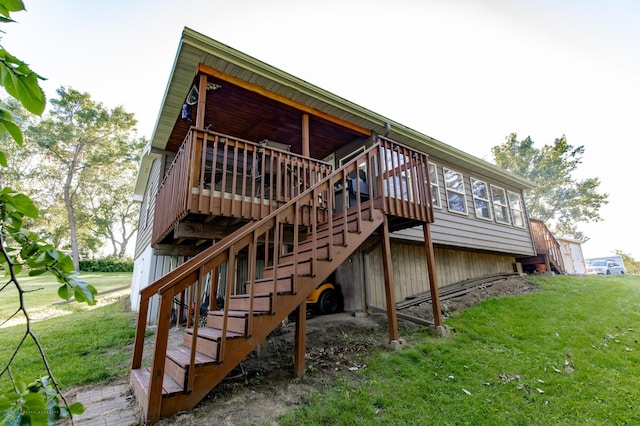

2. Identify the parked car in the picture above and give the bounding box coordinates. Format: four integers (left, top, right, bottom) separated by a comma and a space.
586, 260, 625, 275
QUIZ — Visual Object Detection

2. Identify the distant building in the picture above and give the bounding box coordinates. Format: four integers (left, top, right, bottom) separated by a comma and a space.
556, 237, 587, 274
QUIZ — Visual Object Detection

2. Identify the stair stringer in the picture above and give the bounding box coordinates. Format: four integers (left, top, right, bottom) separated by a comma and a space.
153, 208, 385, 419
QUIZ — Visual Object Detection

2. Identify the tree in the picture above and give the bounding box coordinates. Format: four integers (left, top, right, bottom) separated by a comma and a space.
79, 157, 142, 258
492, 133, 608, 240
27, 87, 143, 269
613, 250, 639, 275
0, 1, 95, 423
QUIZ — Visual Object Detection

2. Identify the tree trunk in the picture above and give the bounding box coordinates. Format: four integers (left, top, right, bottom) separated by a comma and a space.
65, 144, 83, 271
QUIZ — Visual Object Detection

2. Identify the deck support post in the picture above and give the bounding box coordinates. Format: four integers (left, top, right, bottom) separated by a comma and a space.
423, 223, 443, 326
195, 73, 207, 129
380, 215, 399, 342
293, 301, 307, 377
544, 254, 551, 275
302, 113, 310, 158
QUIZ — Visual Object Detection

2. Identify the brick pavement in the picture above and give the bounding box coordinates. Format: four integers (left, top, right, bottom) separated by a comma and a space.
73, 383, 139, 426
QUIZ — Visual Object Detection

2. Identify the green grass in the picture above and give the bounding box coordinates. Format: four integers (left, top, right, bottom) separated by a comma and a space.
279, 274, 640, 425
0, 298, 136, 392
0, 272, 135, 393
0, 272, 132, 322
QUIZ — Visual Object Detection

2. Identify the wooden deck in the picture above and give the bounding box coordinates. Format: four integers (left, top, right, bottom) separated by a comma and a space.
517, 218, 565, 273
132, 137, 439, 423
152, 129, 333, 246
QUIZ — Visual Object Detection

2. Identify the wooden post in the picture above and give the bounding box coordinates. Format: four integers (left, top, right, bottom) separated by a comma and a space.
544, 254, 551, 274
380, 215, 399, 342
293, 302, 307, 377
301, 113, 310, 157
423, 223, 443, 326
195, 73, 208, 129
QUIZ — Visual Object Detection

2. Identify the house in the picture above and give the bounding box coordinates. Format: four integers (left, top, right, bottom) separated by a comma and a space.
129, 28, 536, 423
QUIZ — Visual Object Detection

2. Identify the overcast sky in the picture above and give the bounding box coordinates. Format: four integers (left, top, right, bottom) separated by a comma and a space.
4, 0, 639, 260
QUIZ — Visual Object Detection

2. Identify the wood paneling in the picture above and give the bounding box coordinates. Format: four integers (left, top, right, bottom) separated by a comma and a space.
365, 241, 516, 308
164, 74, 366, 160
134, 158, 163, 259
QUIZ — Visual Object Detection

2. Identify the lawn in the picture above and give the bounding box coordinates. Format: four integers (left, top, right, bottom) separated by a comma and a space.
0, 272, 132, 326
2, 273, 640, 425
0, 272, 136, 392
280, 274, 640, 425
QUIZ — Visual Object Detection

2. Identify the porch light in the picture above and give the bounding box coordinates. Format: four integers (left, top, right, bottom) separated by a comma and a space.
181, 103, 192, 122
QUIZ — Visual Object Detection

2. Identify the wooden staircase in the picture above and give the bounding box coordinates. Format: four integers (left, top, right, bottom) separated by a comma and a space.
130, 138, 434, 423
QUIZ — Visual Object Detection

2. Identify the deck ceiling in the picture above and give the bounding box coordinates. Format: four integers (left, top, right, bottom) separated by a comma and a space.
144, 28, 535, 192
164, 75, 365, 160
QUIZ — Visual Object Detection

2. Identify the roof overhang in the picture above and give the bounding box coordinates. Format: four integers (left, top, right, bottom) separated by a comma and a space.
141, 27, 535, 192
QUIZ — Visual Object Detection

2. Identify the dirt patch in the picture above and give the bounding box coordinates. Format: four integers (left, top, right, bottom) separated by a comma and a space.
157, 275, 536, 425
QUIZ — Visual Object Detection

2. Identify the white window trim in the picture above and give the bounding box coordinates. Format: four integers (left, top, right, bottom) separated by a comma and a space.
428, 162, 441, 209
508, 190, 526, 228
490, 184, 511, 225
471, 177, 492, 221
443, 167, 468, 215
339, 146, 365, 167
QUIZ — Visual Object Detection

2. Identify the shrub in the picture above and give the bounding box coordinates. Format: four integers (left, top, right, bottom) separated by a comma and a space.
79, 257, 134, 272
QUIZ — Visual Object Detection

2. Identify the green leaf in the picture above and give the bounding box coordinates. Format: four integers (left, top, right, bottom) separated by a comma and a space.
0, 107, 23, 145
27, 268, 46, 276
68, 402, 84, 415
8, 193, 38, 218
0, 50, 46, 115
21, 392, 48, 424
0, 150, 6, 167
0, 0, 25, 15
57, 284, 70, 300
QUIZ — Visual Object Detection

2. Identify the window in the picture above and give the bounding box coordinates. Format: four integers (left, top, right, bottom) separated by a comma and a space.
428, 162, 441, 208
491, 185, 510, 224
471, 178, 492, 220
443, 168, 467, 214
508, 191, 526, 227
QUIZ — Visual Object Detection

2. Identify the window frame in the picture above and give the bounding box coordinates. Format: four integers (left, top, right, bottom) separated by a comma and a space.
508, 190, 526, 228
428, 162, 441, 209
490, 184, 511, 225
443, 167, 468, 215
470, 177, 492, 221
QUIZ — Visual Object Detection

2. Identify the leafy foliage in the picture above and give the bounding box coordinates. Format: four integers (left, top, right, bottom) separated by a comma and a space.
492, 133, 608, 240
26, 87, 144, 267
79, 257, 134, 273
614, 250, 640, 274
0, 1, 96, 423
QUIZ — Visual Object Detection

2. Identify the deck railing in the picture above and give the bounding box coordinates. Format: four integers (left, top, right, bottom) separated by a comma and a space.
529, 218, 565, 272
152, 129, 333, 246
133, 138, 433, 420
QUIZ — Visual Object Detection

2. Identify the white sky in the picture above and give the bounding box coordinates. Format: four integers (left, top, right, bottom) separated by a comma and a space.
4, 0, 639, 260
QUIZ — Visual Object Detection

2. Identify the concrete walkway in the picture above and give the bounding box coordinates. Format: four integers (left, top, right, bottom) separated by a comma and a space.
73, 383, 139, 426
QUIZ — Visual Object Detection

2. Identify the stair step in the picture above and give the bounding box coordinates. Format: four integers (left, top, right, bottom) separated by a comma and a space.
167, 346, 217, 367
131, 367, 183, 397
318, 206, 373, 233
246, 275, 294, 295
227, 294, 272, 312
277, 244, 330, 266
263, 259, 311, 279
185, 326, 244, 341
207, 311, 249, 334
164, 346, 218, 388
183, 326, 244, 357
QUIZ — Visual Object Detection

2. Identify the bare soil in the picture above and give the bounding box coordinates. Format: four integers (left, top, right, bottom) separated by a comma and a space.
156, 275, 536, 425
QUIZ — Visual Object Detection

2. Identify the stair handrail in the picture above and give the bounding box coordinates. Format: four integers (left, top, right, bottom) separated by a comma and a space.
132, 137, 432, 421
